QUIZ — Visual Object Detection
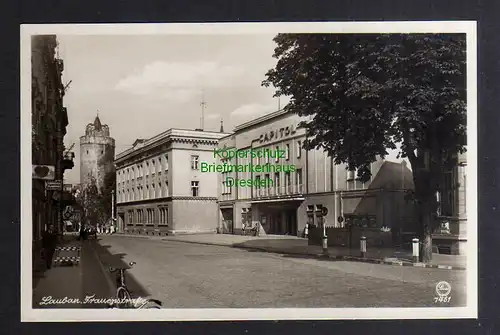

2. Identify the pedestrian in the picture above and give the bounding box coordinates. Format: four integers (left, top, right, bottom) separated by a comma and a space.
41, 227, 56, 269
241, 222, 246, 236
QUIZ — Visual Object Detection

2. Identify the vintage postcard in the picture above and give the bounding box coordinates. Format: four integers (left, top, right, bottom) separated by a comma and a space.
21, 21, 477, 321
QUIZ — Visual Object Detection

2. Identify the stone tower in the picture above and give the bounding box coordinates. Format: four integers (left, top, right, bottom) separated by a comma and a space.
80, 115, 115, 192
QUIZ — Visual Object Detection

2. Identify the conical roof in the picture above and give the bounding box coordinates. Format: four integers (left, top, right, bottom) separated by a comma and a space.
93, 115, 102, 130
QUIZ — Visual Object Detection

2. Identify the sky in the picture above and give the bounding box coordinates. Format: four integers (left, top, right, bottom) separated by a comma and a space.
58, 34, 290, 184
57, 33, 405, 185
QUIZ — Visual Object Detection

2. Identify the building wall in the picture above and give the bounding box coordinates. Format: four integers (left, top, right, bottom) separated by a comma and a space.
216, 109, 416, 239
171, 199, 218, 233
80, 134, 115, 191
31, 35, 69, 269
116, 129, 229, 234
171, 141, 218, 197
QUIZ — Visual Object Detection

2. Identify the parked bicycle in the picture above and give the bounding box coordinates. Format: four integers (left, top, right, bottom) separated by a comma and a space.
108, 261, 162, 309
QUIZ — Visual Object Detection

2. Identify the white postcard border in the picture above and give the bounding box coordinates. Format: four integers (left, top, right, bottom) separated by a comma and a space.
20, 21, 478, 322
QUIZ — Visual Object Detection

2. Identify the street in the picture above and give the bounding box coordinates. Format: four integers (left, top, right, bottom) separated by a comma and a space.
92, 235, 466, 308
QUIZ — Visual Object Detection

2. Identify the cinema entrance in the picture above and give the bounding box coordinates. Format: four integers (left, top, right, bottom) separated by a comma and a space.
250, 198, 304, 236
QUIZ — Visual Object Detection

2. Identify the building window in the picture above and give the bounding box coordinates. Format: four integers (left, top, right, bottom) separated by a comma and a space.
87, 150, 89, 155
191, 181, 199, 197
128, 211, 133, 225
274, 172, 280, 194
264, 173, 270, 195
146, 185, 149, 199
101, 150, 103, 155
285, 144, 290, 160
164, 181, 169, 197
152, 159, 156, 174
296, 168, 303, 193
285, 172, 291, 193
159, 207, 168, 225
191, 155, 199, 170
297, 140, 301, 158
255, 175, 261, 196
153, 184, 156, 198
275, 145, 280, 163
265, 150, 269, 164
164, 154, 169, 171
158, 183, 162, 197
347, 169, 356, 181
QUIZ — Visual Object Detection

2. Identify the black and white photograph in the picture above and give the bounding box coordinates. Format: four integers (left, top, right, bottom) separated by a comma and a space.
21, 22, 477, 321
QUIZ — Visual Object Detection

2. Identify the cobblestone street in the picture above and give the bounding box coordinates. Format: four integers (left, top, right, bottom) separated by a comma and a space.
94, 235, 467, 308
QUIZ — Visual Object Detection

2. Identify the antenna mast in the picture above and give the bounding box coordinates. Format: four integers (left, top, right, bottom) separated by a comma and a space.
200, 90, 207, 130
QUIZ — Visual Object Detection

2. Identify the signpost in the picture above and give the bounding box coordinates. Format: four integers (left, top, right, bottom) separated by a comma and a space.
45, 180, 63, 190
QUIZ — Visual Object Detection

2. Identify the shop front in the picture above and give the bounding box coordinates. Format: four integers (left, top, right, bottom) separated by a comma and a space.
250, 198, 304, 236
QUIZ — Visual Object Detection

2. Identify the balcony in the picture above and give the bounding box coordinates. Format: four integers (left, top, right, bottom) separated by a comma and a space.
62, 152, 75, 171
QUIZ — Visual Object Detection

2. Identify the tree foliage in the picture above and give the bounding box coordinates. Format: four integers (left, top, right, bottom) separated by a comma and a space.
76, 169, 116, 228
262, 33, 467, 261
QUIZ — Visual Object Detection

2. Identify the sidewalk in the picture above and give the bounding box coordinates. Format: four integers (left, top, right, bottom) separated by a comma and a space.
154, 233, 466, 270
32, 235, 114, 309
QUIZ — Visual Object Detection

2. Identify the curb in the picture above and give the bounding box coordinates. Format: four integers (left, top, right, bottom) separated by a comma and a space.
161, 238, 466, 271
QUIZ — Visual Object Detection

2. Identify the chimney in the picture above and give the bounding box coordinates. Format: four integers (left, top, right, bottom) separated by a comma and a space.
220, 119, 224, 133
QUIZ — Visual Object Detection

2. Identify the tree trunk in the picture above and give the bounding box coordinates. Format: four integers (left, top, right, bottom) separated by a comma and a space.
419, 198, 434, 262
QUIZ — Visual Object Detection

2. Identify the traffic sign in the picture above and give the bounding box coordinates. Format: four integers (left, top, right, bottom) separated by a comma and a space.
63, 206, 74, 219
45, 180, 63, 190
321, 207, 328, 216
32, 165, 55, 180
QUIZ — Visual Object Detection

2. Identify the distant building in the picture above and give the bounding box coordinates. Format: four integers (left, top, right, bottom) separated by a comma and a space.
217, 108, 415, 245
80, 115, 115, 192
115, 128, 230, 235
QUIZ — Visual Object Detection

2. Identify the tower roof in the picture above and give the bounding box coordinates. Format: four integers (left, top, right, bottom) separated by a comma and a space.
93, 115, 102, 130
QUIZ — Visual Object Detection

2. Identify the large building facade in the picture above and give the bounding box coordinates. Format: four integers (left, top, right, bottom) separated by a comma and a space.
31, 35, 74, 271
217, 109, 416, 241
115, 128, 230, 235
80, 115, 115, 192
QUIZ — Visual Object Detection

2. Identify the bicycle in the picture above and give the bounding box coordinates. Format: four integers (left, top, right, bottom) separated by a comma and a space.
108, 261, 162, 309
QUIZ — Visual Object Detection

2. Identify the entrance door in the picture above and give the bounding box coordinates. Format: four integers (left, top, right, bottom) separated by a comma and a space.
286, 210, 297, 236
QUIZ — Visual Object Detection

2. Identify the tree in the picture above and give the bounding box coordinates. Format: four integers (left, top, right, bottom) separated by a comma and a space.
97, 169, 117, 227
76, 176, 100, 228
262, 34, 466, 262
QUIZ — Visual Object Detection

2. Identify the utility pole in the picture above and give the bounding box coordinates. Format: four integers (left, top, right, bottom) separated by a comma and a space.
200, 90, 206, 130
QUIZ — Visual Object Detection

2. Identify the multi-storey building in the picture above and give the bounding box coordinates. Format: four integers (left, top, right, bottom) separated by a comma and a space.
31, 35, 74, 270
217, 109, 416, 242
115, 128, 230, 235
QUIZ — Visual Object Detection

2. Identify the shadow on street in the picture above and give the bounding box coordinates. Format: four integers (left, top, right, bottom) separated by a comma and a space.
91, 238, 151, 299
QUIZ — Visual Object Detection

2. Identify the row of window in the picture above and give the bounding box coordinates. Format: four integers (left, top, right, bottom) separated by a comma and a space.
190, 141, 303, 172
118, 181, 169, 202
127, 207, 168, 225
119, 180, 201, 201
221, 169, 304, 196
118, 154, 169, 182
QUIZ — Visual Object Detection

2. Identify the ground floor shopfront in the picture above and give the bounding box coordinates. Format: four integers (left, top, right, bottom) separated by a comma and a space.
118, 196, 219, 236
218, 189, 414, 239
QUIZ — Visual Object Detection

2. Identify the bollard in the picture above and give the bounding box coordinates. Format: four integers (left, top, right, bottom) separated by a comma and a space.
412, 238, 419, 263
360, 236, 367, 258
322, 234, 328, 254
